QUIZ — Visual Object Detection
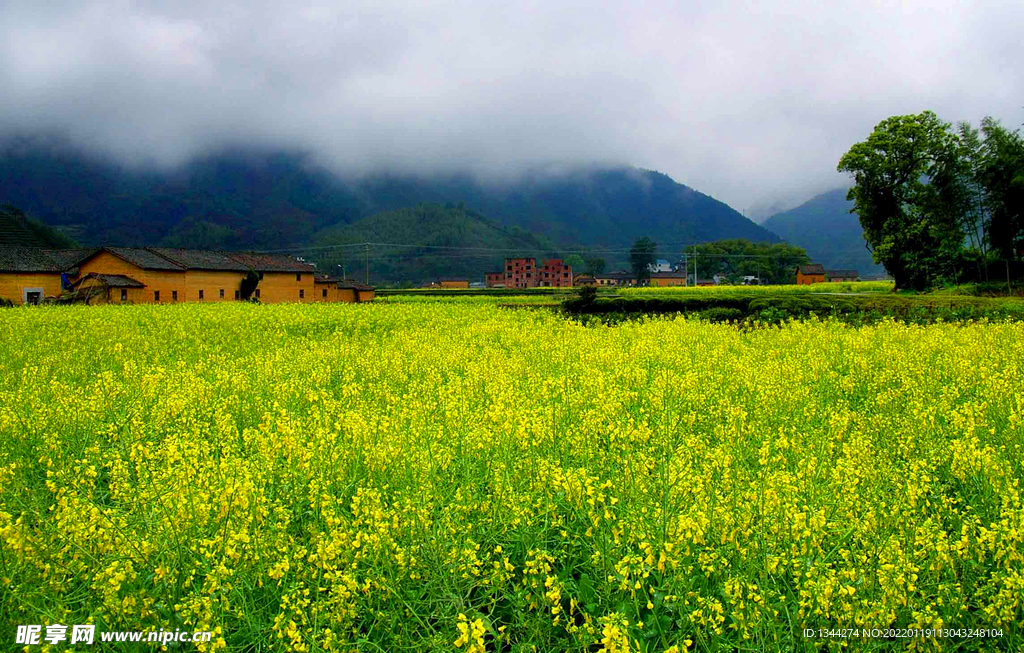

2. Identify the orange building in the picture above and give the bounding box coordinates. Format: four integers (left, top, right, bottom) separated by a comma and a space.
438, 277, 470, 289
795, 263, 826, 285
649, 272, 687, 287
593, 272, 636, 287
72, 273, 146, 303
0, 245, 371, 305
315, 276, 375, 302
0, 247, 90, 305
573, 275, 596, 286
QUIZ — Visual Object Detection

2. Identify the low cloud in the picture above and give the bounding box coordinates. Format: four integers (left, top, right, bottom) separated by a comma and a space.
1, 0, 1021, 210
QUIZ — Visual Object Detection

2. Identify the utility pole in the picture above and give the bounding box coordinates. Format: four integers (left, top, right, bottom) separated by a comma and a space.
364, 243, 369, 285
692, 245, 697, 286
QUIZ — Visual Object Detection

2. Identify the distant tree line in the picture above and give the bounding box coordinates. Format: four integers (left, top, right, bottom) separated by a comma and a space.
687, 240, 811, 284
839, 111, 1024, 290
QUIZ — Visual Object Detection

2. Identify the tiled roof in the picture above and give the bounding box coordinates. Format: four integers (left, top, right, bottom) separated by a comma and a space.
225, 252, 317, 273
74, 273, 144, 288
104, 247, 186, 271
0, 246, 95, 272
826, 269, 859, 278
797, 264, 826, 275
149, 248, 249, 271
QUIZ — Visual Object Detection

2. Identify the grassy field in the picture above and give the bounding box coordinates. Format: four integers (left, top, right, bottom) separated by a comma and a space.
1, 300, 1023, 651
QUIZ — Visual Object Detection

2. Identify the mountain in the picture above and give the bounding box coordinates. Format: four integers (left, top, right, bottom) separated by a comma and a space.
0, 140, 778, 259
762, 188, 883, 276
311, 203, 560, 283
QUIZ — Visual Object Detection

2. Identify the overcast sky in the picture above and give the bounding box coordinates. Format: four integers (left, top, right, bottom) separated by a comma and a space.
1, 0, 1021, 217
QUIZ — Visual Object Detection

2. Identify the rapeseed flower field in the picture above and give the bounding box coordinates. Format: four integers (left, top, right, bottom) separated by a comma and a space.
1, 301, 1022, 651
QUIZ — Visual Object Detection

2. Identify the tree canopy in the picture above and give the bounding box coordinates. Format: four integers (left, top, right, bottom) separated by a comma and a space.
688, 239, 811, 284
838, 111, 1024, 290
629, 237, 658, 283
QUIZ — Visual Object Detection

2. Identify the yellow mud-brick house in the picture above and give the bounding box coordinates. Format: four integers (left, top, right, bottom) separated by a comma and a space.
795, 263, 827, 285
0, 247, 91, 305
1, 245, 373, 305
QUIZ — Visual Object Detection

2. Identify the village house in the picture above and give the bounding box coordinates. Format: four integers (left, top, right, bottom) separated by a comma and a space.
795, 263, 827, 285
315, 275, 376, 302
485, 272, 506, 288
0, 247, 91, 305
573, 274, 596, 286
593, 271, 636, 287
438, 277, 470, 289
649, 271, 687, 287
826, 269, 859, 282
0, 245, 373, 305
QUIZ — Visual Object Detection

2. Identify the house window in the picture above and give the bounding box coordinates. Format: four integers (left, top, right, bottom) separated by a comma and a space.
255, 289, 260, 299
322, 288, 327, 298
172, 290, 178, 301
299, 289, 305, 299
235, 290, 240, 300
199, 289, 204, 300
24, 289, 42, 305
296, 273, 302, 281
154, 290, 160, 301
220, 289, 224, 299
120, 288, 127, 302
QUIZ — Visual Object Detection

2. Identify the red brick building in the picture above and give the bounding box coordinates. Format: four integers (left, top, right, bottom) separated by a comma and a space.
538, 259, 573, 287
504, 257, 537, 288
486, 257, 575, 288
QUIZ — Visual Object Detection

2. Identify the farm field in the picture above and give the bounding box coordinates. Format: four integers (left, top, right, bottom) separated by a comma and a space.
1, 300, 1023, 651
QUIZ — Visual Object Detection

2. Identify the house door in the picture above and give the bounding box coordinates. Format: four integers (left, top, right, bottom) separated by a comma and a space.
23, 288, 43, 305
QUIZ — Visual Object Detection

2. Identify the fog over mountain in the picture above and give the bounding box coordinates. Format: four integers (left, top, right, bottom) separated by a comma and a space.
2, 0, 1022, 212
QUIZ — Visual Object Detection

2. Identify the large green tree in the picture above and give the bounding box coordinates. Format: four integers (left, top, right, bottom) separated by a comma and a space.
629, 237, 657, 283
975, 118, 1024, 286
585, 257, 606, 275
563, 254, 585, 273
838, 111, 964, 290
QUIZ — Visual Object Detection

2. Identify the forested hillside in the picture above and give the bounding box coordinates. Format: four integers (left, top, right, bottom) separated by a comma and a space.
310, 204, 561, 283
1, 141, 778, 254
0, 204, 78, 248
762, 188, 883, 275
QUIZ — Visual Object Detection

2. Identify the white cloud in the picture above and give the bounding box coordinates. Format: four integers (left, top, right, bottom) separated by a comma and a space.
1, 0, 1021, 210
